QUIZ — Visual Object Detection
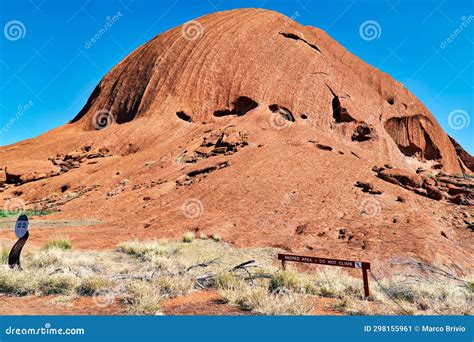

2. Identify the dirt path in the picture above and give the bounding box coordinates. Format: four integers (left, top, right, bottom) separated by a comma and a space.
0, 295, 124, 315
0, 291, 342, 316
162, 291, 252, 315
162, 291, 342, 315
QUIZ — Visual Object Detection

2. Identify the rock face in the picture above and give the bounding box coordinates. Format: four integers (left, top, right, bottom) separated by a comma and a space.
69, 8, 464, 175
449, 136, 474, 173
375, 165, 473, 204
378, 168, 424, 188
0, 9, 473, 274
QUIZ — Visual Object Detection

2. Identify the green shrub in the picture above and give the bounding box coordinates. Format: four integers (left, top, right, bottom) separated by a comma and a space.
269, 271, 300, 292
44, 237, 72, 250
117, 240, 172, 258
37, 274, 77, 295
0, 209, 52, 218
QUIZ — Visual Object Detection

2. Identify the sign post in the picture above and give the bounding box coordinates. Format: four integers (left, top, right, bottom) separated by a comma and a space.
8, 214, 29, 269
277, 253, 371, 298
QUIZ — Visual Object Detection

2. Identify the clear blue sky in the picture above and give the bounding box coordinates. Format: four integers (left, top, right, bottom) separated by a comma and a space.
0, 0, 472, 153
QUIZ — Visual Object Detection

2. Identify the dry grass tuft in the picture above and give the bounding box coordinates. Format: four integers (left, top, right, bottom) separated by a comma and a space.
125, 282, 161, 315
182, 232, 195, 243
0, 268, 39, 295
77, 275, 113, 296
37, 273, 77, 295
117, 240, 175, 257
153, 275, 194, 298
1, 247, 9, 264
44, 237, 72, 250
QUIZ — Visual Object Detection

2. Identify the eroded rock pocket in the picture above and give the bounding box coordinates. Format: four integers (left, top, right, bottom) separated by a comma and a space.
176, 161, 230, 186
213, 96, 258, 117
279, 32, 321, 53
352, 124, 373, 142
176, 111, 193, 123
384, 115, 441, 162
178, 127, 248, 163
269, 104, 295, 122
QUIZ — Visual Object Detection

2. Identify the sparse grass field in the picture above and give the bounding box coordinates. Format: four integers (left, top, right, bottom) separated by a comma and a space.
0, 237, 472, 315
0, 209, 53, 218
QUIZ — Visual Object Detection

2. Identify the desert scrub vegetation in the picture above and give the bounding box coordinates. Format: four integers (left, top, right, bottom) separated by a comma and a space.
117, 240, 176, 259
77, 275, 113, 296
44, 237, 72, 250
182, 231, 195, 243
124, 282, 161, 315
210, 234, 221, 242
1, 246, 8, 264
0, 208, 53, 218
0, 239, 471, 316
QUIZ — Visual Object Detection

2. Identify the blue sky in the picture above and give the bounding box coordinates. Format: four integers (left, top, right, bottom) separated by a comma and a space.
0, 0, 472, 153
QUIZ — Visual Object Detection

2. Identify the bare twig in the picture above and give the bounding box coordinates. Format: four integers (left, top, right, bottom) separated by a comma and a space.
228, 260, 256, 272
193, 260, 259, 289
370, 272, 410, 315
186, 257, 221, 272
390, 258, 469, 284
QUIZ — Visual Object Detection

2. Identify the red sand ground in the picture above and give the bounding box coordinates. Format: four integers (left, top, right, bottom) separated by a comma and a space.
0, 291, 341, 316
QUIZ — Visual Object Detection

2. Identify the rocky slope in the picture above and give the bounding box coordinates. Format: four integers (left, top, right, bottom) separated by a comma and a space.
1, 9, 472, 275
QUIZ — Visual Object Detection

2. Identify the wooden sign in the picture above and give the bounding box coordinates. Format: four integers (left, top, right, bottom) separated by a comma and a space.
278, 253, 371, 298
